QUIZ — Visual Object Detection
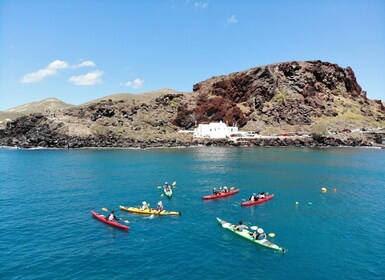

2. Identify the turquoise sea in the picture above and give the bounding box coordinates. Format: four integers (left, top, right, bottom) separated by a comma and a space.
1, 147, 384, 279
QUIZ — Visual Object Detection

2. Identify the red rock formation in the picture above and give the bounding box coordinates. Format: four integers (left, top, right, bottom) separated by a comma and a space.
176, 60, 384, 129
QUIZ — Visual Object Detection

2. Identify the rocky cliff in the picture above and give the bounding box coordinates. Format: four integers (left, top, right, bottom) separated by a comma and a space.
175, 60, 384, 134
1, 61, 384, 149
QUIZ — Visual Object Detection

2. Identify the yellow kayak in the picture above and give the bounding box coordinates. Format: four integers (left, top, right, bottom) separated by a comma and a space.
119, 205, 181, 216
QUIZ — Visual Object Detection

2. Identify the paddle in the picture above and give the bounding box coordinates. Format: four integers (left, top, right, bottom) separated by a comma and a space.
101, 208, 129, 224
156, 186, 162, 189
172, 181, 177, 188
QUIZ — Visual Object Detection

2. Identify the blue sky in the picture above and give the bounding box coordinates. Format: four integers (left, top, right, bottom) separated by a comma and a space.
1, 0, 384, 110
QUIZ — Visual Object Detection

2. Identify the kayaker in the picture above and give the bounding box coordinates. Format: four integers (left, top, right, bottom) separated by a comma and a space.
141, 201, 149, 210
107, 210, 117, 221
223, 186, 229, 193
250, 193, 257, 201
257, 192, 266, 199
256, 228, 266, 240
157, 201, 164, 212
164, 182, 171, 191
213, 188, 218, 195
234, 221, 248, 232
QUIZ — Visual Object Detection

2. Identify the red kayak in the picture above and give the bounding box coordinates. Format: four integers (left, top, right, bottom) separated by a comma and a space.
202, 189, 239, 200
91, 210, 129, 230
241, 194, 275, 206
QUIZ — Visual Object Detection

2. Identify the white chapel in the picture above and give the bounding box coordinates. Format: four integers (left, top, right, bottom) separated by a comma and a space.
193, 121, 238, 139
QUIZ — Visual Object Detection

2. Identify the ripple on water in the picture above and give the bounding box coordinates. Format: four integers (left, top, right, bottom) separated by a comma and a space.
0, 147, 385, 279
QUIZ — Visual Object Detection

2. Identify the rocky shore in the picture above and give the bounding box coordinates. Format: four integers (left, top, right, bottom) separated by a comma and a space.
0, 117, 371, 150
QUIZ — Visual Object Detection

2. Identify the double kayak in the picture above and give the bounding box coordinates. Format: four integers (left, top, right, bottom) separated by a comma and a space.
202, 189, 239, 200
241, 194, 275, 206
120, 205, 181, 216
216, 218, 284, 252
91, 210, 129, 231
164, 187, 173, 197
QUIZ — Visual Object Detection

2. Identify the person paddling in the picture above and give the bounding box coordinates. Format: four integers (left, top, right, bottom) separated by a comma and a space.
141, 201, 149, 210
164, 182, 171, 192
107, 210, 117, 221
234, 220, 248, 232
257, 192, 266, 199
157, 201, 164, 213
256, 228, 267, 240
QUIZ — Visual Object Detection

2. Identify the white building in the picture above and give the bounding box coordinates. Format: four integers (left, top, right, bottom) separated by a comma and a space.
193, 121, 238, 139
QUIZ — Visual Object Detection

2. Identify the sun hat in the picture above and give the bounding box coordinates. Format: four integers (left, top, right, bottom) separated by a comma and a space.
257, 228, 264, 234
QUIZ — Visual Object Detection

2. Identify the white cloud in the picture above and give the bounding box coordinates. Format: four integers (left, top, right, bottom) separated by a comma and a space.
125, 78, 144, 89
68, 70, 103, 86
48, 60, 69, 70
20, 59, 69, 83
194, 2, 208, 9
73, 60, 96, 68
227, 15, 238, 25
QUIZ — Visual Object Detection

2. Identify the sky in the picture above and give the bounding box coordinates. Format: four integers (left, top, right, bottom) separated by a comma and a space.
1, 0, 384, 110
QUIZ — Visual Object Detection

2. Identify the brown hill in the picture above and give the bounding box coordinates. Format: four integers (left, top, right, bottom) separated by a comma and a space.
0, 98, 74, 129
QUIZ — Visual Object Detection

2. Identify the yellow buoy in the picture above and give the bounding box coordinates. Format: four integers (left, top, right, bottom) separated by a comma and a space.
321, 187, 327, 192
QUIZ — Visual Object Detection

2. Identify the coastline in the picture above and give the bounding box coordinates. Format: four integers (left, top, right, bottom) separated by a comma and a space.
0, 136, 379, 150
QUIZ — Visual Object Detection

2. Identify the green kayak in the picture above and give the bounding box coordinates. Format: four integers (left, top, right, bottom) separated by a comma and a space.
216, 217, 285, 252
163, 186, 173, 197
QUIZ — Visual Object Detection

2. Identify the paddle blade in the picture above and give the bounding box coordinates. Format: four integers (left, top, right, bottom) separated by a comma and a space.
124, 220, 130, 224
157, 186, 162, 188
172, 181, 176, 187
102, 207, 108, 212
250, 226, 258, 231
269, 233, 276, 237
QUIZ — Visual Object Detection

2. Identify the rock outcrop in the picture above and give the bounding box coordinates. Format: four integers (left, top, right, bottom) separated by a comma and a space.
174, 60, 384, 130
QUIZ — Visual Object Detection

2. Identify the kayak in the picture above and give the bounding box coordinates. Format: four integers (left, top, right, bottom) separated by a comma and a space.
216, 217, 284, 252
202, 189, 239, 200
241, 194, 275, 206
120, 205, 181, 216
164, 186, 173, 197
91, 210, 129, 231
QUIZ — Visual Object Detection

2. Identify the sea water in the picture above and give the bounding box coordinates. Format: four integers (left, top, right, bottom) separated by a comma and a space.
0, 147, 384, 279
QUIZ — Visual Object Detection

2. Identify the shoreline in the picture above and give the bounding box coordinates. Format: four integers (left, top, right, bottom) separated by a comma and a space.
1, 137, 383, 151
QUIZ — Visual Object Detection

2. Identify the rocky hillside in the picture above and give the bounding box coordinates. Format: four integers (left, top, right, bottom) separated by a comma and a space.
0, 61, 384, 148
175, 60, 384, 134
0, 98, 73, 129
